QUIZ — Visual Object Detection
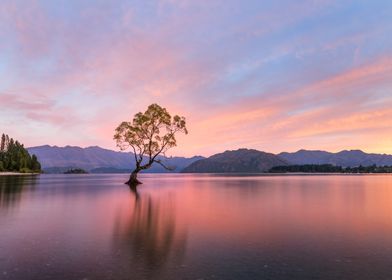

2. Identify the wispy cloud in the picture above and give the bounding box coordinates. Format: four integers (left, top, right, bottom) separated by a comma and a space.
0, 0, 391, 155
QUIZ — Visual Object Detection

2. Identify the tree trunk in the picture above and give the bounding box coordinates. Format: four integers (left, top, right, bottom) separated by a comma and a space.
126, 169, 142, 186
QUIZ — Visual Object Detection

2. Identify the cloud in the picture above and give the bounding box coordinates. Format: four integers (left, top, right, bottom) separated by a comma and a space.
0, 0, 391, 155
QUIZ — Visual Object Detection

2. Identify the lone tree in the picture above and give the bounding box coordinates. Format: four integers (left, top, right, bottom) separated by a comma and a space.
114, 104, 188, 185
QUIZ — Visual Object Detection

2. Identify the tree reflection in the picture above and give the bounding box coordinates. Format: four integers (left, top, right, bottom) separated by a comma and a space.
0, 175, 37, 209
113, 187, 187, 278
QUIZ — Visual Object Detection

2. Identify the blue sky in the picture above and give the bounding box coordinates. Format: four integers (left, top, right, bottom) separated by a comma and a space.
0, 0, 391, 156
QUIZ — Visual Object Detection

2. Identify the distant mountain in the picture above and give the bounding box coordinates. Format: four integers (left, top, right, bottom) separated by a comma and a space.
27, 145, 204, 173
278, 149, 392, 167
27, 145, 392, 174
181, 149, 288, 173
90, 167, 131, 174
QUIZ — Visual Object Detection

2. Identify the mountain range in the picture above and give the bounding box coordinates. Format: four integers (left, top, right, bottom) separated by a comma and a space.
27, 145, 392, 173
278, 149, 392, 167
27, 145, 203, 173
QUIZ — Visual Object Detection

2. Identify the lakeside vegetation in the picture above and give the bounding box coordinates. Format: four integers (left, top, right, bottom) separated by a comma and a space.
0, 134, 41, 173
269, 164, 392, 173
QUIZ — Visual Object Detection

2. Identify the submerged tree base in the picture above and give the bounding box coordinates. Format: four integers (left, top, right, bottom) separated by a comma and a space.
125, 179, 143, 186
125, 172, 143, 186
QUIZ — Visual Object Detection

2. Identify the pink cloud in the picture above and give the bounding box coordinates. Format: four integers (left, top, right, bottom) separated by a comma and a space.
171, 57, 392, 155
1, 1, 391, 156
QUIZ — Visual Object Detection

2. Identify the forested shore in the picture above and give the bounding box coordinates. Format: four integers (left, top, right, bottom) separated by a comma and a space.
269, 164, 392, 173
0, 134, 41, 173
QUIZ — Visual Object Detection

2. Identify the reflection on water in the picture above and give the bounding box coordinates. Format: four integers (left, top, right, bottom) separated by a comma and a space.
1, 174, 392, 279
0, 175, 37, 209
112, 187, 186, 278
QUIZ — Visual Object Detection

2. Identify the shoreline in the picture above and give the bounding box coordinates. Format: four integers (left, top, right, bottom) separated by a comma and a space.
0, 172, 40, 176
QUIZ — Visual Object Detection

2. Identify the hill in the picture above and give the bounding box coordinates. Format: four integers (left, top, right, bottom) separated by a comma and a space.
26, 146, 392, 174
27, 145, 203, 173
278, 149, 392, 167
181, 149, 288, 173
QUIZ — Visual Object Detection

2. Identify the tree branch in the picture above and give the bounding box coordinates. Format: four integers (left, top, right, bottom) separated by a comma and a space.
154, 159, 175, 171
130, 144, 140, 166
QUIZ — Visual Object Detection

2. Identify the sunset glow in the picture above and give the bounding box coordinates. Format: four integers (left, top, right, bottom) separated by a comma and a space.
1, 1, 391, 156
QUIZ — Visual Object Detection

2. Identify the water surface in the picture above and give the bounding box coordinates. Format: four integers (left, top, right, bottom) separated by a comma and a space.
1, 174, 392, 279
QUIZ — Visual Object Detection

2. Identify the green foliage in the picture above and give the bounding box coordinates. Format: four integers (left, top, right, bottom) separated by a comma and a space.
343, 165, 392, 173
114, 104, 188, 174
0, 133, 41, 173
269, 164, 392, 173
270, 164, 343, 173
19, 167, 32, 173
31, 155, 41, 172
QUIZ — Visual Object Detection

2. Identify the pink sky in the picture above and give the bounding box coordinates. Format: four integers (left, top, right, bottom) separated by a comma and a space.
1, 0, 392, 156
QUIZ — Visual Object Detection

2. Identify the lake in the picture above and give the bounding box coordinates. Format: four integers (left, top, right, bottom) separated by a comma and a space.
1, 174, 392, 280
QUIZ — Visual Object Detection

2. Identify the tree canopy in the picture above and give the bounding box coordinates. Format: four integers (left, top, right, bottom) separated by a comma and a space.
114, 104, 187, 184
0, 133, 41, 173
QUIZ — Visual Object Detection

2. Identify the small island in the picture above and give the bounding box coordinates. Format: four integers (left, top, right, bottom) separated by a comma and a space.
64, 168, 88, 174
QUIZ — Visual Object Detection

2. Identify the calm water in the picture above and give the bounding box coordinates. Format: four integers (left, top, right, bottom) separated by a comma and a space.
1, 174, 392, 280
